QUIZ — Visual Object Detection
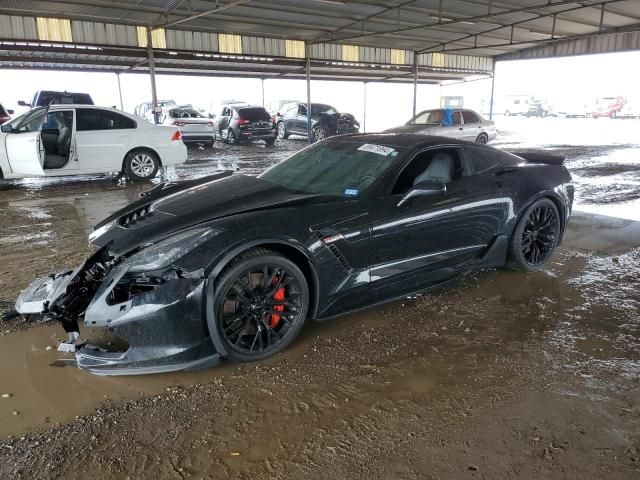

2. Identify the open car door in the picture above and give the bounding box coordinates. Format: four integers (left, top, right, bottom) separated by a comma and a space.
5, 107, 47, 176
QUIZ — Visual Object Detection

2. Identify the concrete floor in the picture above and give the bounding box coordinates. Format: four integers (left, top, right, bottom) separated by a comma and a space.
0, 119, 638, 479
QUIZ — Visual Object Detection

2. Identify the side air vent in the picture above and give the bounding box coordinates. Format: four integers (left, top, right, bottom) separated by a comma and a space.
314, 231, 353, 272
119, 205, 153, 228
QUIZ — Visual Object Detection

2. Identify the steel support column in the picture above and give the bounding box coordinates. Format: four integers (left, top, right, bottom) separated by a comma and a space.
116, 72, 124, 110
306, 51, 312, 144
261, 77, 265, 107
412, 52, 418, 117
489, 71, 496, 120
363, 81, 367, 133
146, 27, 159, 124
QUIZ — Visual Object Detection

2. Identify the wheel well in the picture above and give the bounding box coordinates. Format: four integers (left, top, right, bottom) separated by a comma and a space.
122, 147, 162, 171
217, 242, 318, 319
512, 194, 566, 241
477, 132, 488, 139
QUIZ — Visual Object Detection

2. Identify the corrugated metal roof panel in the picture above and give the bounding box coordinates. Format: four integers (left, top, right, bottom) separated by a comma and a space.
0, 14, 37, 40
72, 21, 137, 47
166, 29, 218, 52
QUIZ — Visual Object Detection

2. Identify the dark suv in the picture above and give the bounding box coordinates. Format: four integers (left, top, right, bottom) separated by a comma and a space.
276, 102, 359, 142
216, 104, 277, 145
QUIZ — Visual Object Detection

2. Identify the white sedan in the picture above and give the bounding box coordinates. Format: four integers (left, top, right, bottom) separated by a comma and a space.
0, 105, 187, 180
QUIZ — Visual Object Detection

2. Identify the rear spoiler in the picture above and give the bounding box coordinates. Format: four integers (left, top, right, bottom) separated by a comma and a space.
510, 151, 565, 165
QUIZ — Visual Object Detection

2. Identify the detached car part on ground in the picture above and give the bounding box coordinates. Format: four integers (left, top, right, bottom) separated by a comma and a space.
15, 134, 573, 375
386, 108, 496, 144
276, 102, 360, 142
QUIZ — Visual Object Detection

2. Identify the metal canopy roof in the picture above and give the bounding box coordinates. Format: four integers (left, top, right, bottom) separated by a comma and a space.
1, 0, 640, 80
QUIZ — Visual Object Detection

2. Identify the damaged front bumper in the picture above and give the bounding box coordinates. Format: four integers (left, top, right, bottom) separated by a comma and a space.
16, 253, 220, 376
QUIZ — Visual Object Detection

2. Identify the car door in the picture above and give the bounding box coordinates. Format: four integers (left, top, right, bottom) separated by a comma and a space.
461, 110, 483, 141
74, 108, 135, 172
217, 107, 231, 135
440, 110, 464, 139
4, 107, 47, 176
368, 146, 507, 298
293, 104, 308, 134
281, 103, 297, 133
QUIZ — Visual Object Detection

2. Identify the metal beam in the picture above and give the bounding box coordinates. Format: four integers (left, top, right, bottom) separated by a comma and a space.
310, 0, 607, 45
156, 0, 251, 29
146, 27, 159, 124
417, 0, 627, 53
412, 51, 418, 118
306, 50, 312, 144
116, 72, 124, 110
422, 21, 640, 54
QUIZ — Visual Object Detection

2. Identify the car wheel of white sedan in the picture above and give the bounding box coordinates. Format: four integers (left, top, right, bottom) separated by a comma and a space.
124, 150, 160, 181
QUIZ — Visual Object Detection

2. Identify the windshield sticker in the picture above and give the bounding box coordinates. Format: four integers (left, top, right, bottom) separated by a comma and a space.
344, 188, 359, 196
357, 144, 396, 156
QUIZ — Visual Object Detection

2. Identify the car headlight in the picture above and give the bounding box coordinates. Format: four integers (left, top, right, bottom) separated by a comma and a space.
125, 227, 216, 273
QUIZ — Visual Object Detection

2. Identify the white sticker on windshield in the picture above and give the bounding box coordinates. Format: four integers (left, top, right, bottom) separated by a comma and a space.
357, 144, 396, 156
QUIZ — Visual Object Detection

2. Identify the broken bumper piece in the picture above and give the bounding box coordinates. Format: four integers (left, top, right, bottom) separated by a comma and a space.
76, 342, 220, 376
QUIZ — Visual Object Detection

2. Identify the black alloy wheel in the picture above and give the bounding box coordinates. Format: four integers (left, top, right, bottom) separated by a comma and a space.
227, 129, 238, 145
508, 198, 560, 271
214, 249, 309, 362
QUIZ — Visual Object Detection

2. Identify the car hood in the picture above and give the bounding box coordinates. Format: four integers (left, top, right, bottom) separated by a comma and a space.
384, 124, 440, 134
90, 173, 330, 253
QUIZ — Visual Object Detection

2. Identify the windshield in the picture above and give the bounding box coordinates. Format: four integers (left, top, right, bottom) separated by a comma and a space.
311, 104, 338, 115
169, 108, 203, 119
409, 110, 444, 125
259, 141, 401, 197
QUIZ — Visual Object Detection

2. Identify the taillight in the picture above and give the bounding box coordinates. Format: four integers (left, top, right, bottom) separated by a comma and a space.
237, 118, 249, 125
207, 121, 214, 127
171, 130, 182, 141
172, 120, 185, 126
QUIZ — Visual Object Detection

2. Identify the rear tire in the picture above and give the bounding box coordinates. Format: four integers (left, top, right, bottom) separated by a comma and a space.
265, 137, 276, 146
213, 248, 309, 362
475, 133, 488, 144
507, 198, 560, 272
123, 150, 159, 181
277, 121, 289, 139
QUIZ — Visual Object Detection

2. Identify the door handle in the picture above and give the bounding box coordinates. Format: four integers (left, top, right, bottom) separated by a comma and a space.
458, 127, 463, 130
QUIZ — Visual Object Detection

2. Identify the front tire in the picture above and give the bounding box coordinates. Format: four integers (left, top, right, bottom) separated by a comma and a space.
507, 198, 560, 271
213, 248, 309, 362
312, 124, 328, 143
123, 150, 159, 181
475, 133, 488, 144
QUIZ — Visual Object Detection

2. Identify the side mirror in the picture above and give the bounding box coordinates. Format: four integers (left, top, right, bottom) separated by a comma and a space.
7, 109, 14, 114
17, 100, 30, 107
397, 180, 446, 207
1, 124, 14, 133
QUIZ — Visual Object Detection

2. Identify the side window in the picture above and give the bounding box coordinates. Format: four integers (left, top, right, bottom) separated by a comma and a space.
44, 111, 73, 131
465, 146, 500, 175
452, 111, 462, 125
77, 109, 136, 131
298, 104, 307, 115
392, 149, 462, 195
14, 108, 47, 133
463, 110, 481, 124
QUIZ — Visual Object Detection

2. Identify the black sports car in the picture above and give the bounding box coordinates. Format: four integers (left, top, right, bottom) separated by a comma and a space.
276, 102, 359, 142
15, 135, 573, 375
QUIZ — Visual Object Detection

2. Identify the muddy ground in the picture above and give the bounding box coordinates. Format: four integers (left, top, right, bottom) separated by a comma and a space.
0, 119, 639, 479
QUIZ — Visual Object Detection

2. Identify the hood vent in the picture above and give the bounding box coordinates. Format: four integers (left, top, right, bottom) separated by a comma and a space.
119, 205, 153, 228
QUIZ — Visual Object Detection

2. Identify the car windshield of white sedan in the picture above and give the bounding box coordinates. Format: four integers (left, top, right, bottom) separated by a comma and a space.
259, 141, 400, 197
409, 110, 444, 125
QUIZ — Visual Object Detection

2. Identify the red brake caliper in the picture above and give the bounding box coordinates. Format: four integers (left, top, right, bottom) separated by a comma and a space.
270, 277, 285, 328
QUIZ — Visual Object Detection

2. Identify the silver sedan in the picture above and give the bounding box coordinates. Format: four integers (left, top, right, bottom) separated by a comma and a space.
386, 108, 496, 144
